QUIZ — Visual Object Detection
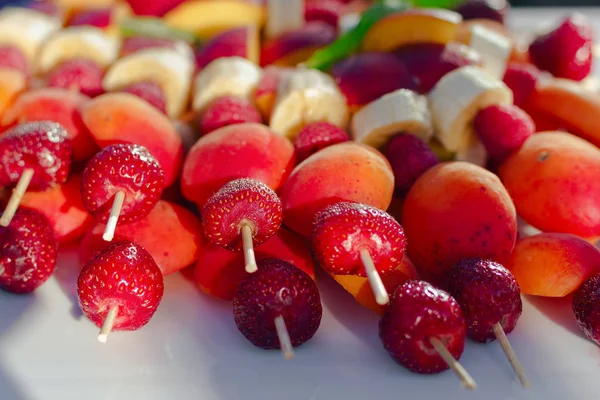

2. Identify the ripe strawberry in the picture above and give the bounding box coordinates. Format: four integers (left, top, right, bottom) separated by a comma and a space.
312, 202, 406, 277
448, 258, 522, 343
125, 0, 186, 16
69, 8, 111, 28
305, 0, 343, 30
202, 178, 282, 251
121, 81, 167, 115
0, 208, 58, 294
294, 122, 349, 163
0, 121, 72, 191
502, 63, 540, 108
77, 241, 164, 332
379, 280, 466, 374
455, 0, 510, 24
384, 134, 439, 197
0, 46, 29, 74
474, 104, 535, 162
233, 258, 322, 350
529, 14, 594, 81
47, 59, 105, 97
573, 273, 600, 346
198, 96, 262, 136
81, 144, 164, 224
120, 36, 180, 58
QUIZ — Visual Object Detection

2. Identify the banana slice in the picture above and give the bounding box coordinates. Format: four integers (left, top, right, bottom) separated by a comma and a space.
192, 56, 262, 112
428, 65, 512, 152
266, 0, 305, 39
36, 26, 120, 74
103, 48, 194, 118
0, 7, 61, 62
270, 67, 349, 140
351, 89, 432, 149
455, 139, 487, 167
469, 24, 512, 79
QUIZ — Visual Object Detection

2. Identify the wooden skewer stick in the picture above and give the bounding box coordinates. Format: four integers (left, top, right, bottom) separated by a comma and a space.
429, 336, 478, 390
102, 191, 125, 242
493, 323, 531, 388
98, 305, 119, 344
359, 249, 389, 306
0, 168, 34, 227
241, 222, 257, 273
274, 315, 295, 360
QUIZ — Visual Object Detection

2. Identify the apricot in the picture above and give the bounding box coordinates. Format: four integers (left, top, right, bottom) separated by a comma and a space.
505, 233, 600, 297
79, 200, 203, 275
499, 132, 600, 237
281, 142, 394, 236
194, 228, 316, 300
80, 92, 183, 186
181, 122, 295, 208
195, 26, 259, 69
2, 88, 97, 161
402, 161, 517, 278
0, 69, 26, 121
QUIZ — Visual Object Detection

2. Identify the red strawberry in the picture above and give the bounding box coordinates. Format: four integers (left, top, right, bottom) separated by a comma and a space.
120, 36, 180, 58
198, 96, 262, 136
379, 280, 467, 374
502, 62, 540, 108
120, 81, 167, 115
0, 46, 29, 74
305, 0, 343, 30
529, 14, 594, 81
47, 59, 105, 97
0, 121, 72, 191
194, 28, 250, 70
233, 258, 322, 351
454, 0, 510, 24
69, 8, 111, 28
448, 258, 522, 343
384, 134, 439, 197
312, 202, 406, 277
125, 0, 186, 16
573, 273, 600, 346
473, 104, 535, 162
0, 208, 58, 294
77, 240, 164, 341
294, 122, 349, 163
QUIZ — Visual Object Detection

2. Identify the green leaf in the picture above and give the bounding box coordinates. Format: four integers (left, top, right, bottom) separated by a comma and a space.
410, 0, 463, 8
119, 18, 197, 44
305, 2, 408, 71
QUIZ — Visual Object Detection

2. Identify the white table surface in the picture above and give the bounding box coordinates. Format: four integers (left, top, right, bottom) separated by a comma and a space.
2, 7, 600, 400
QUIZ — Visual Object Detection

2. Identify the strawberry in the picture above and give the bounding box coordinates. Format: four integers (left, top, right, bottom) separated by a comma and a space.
69, 8, 112, 28
0, 46, 29, 74
125, 0, 186, 17
121, 36, 180, 58
233, 258, 322, 350
121, 81, 167, 115
312, 202, 406, 277
379, 280, 466, 374
81, 144, 164, 225
305, 0, 343, 31
502, 62, 540, 108
293, 122, 349, 163
47, 59, 105, 97
77, 241, 164, 336
0, 208, 58, 294
573, 273, 600, 346
0, 121, 72, 191
198, 96, 262, 136
448, 258, 522, 343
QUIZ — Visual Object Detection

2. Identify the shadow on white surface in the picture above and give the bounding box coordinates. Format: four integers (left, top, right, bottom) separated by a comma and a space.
54, 243, 84, 320
526, 295, 581, 337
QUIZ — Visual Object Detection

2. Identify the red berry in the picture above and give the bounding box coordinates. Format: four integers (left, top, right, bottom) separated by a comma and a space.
233, 258, 322, 350
448, 258, 522, 343
573, 274, 600, 346
312, 202, 406, 277
0, 121, 72, 191
379, 280, 466, 374
81, 144, 164, 224
305, 0, 343, 30
202, 178, 283, 251
120, 36, 180, 57
77, 240, 164, 332
125, 0, 186, 16
198, 96, 262, 136
120, 81, 167, 115
0, 208, 58, 294
473, 104, 535, 162
293, 122, 349, 163
47, 59, 105, 97
529, 14, 594, 81
69, 8, 111, 28
384, 134, 439, 197
502, 62, 540, 108
455, 0, 509, 24
0, 46, 29, 74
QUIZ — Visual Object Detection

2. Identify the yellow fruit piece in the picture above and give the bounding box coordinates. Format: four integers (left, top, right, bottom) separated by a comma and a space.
0, 69, 27, 119
164, 0, 266, 39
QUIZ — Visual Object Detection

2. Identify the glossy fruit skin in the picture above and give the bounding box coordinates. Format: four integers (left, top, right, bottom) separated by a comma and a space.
77, 241, 164, 331
448, 258, 522, 342
293, 122, 349, 163
47, 59, 105, 97
573, 274, 600, 346
202, 178, 283, 251
121, 81, 167, 115
233, 258, 322, 350
198, 96, 262, 136
0, 121, 72, 191
502, 62, 540, 108
0, 209, 58, 294
379, 280, 466, 374
81, 144, 164, 224
313, 202, 406, 277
